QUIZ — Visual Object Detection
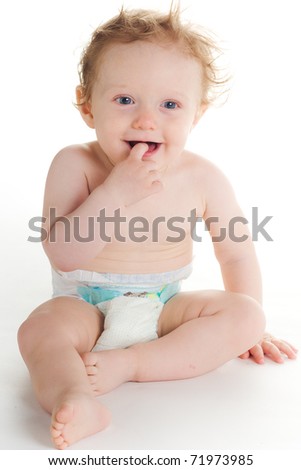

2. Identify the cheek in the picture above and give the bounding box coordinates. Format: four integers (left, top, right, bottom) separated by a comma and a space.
166, 119, 192, 144
94, 117, 118, 140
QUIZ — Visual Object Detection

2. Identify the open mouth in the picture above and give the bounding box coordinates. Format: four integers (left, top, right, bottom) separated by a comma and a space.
127, 141, 160, 153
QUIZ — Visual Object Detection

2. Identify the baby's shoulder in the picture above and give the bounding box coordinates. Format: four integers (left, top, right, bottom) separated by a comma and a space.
48, 142, 108, 191
43, 142, 108, 210
183, 150, 237, 211
182, 150, 225, 183
50, 142, 103, 170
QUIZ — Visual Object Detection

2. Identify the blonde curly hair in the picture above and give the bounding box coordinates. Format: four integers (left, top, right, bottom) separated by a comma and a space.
77, 5, 228, 107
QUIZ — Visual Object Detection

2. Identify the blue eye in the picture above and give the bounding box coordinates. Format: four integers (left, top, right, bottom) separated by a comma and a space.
162, 101, 178, 109
116, 96, 134, 105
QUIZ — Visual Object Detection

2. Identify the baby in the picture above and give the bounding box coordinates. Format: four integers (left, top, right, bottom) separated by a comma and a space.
18, 6, 297, 450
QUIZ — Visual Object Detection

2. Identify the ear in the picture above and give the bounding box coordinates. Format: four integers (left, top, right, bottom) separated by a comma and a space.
191, 102, 208, 129
76, 86, 95, 128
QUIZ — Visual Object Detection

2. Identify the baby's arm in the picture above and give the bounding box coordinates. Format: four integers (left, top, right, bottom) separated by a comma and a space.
202, 162, 297, 363
43, 143, 162, 271
203, 163, 261, 301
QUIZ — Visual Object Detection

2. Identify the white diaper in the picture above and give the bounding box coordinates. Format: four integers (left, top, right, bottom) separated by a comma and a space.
51, 263, 193, 350
93, 295, 164, 351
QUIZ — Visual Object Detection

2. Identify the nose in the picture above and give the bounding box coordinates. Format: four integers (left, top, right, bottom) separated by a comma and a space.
132, 107, 157, 131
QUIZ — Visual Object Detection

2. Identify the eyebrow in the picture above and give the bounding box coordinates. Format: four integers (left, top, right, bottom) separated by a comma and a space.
101, 84, 129, 92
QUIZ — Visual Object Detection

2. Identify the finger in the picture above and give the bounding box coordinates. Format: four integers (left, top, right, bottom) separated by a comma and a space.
146, 170, 164, 186
239, 351, 250, 360
150, 180, 163, 194
129, 142, 149, 160
277, 340, 298, 354
261, 341, 284, 363
263, 334, 298, 354
249, 344, 265, 364
272, 339, 298, 359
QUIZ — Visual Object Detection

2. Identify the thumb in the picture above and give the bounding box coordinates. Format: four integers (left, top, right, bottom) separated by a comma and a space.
129, 142, 149, 160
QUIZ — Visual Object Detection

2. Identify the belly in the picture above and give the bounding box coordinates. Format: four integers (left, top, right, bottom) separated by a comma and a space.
81, 236, 193, 274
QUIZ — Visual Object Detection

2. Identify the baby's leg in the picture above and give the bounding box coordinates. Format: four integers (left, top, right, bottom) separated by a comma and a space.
135, 290, 265, 381
18, 297, 111, 449
83, 290, 265, 392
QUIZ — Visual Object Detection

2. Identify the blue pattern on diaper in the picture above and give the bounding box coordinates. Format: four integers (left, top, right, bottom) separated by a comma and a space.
77, 281, 180, 306
77, 286, 121, 304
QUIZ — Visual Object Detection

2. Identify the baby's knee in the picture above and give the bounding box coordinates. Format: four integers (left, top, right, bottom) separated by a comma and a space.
17, 316, 38, 356
18, 318, 34, 358
17, 315, 48, 359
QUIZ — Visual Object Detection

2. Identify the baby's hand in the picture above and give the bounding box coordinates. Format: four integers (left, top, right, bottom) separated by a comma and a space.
103, 143, 163, 206
239, 332, 298, 364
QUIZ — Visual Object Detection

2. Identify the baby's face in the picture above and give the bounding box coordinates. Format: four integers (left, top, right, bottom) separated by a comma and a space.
89, 40, 204, 167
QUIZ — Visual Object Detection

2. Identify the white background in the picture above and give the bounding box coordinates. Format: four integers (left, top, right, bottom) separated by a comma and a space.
0, 0, 300, 455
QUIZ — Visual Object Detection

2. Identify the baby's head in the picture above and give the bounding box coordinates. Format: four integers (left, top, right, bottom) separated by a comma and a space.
77, 6, 227, 108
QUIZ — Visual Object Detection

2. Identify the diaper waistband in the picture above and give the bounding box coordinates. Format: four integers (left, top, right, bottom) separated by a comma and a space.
54, 263, 192, 289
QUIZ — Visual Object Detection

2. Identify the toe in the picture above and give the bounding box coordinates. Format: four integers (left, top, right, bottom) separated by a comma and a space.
53, 435, 64, 446
85, 365, 97, 376
82, 352, 97, 366
87, 375, 97, 385
51, 427, 62, 438
55, 403, 74, 426
55, 438, 68, 450
51, 419, 64, 431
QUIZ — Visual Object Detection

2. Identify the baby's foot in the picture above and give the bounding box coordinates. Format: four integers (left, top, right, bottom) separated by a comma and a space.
51, 393, 111, 449
82, 349, 137, 396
